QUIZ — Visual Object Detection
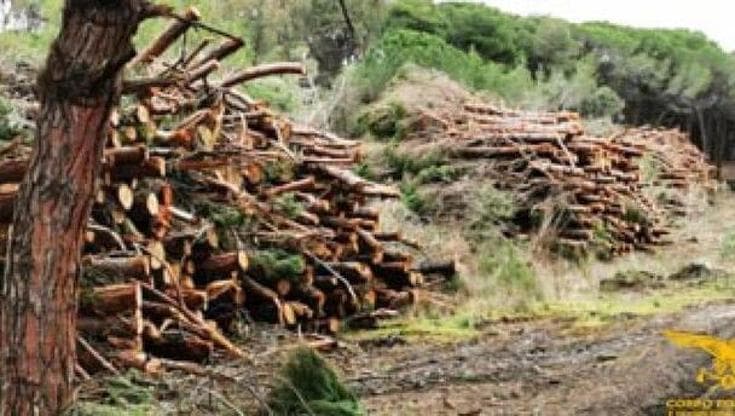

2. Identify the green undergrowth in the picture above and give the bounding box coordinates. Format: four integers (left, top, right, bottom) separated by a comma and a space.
67, 372, 158, 416
264, 159, 296, 184
193, 199, 247, 228
536, 276, 735, 329
273, 193, 304, 219
266, 347, 364, 416
354, 101, 408, 139
349, 278, 735, 343
344, 311, 483, 343
719, 229, 735, 259
244, 77, 302, 113
249, 249, 306, 284
0, 98, 22, 141
383, 145, 448, 179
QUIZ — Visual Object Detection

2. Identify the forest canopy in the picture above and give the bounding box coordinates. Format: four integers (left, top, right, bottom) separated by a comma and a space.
375, 1, 735, 164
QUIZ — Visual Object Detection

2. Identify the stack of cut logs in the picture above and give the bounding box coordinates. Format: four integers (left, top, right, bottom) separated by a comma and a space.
0, 7, 425, 374
611, 127, 716, 216
408, 102, 714, 256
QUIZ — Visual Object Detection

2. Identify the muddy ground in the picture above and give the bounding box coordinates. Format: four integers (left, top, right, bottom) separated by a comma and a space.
336, 300, 734, 415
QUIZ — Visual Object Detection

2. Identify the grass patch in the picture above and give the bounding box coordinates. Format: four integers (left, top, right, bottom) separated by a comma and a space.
474, 240, 542, 307
622, 204, 650, 226
720, 230, 735, 259
67, 372, 157, 416
536, 277, 735, 329
638, 153, 661, 183
267, 347, 363, 416
353, 273, 735, 344
344, 313, 481, 343
353, 161, 378, 181
414, 164, 464, 184
399, 181, 432, 215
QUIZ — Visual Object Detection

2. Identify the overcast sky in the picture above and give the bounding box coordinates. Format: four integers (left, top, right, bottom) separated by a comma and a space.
465, 0, 735, 51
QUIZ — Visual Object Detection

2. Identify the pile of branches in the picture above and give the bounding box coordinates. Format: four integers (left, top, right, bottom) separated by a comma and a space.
0, 7, 427, 374
407, 102, 714, 256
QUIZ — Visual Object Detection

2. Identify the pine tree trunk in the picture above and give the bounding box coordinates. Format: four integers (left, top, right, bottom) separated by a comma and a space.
0, 1, 163, 414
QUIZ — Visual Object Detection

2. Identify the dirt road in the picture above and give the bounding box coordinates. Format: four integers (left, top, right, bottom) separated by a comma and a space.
339, 300, 735, 415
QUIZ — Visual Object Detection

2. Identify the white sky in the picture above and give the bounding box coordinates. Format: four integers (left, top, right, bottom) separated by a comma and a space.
465, 0, 735, 51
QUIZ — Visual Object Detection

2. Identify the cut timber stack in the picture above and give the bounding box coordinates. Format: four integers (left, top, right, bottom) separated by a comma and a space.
0, 7, 423, 374
612, 127, 716, 216
407, 102, 714, 256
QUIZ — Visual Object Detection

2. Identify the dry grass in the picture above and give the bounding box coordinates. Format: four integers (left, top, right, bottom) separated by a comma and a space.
372, 187, 735, 340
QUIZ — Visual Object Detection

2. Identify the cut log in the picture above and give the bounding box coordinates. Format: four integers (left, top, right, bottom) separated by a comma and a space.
83, 255, 151, 283
198, 251, 249, 278
108, 156, 166, 181
0, 189, 16, 223
144, 330, 213, 363
104, 145, 149, 167
413, 260, 456, 278
83, 282, 143, 316
0, 159, 28, 184
266, 176, 315, 197
114, 350, 162, 374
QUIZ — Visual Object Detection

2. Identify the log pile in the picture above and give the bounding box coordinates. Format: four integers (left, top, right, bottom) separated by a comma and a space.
0, 8, 424, 373
611, 127, 716, 216
406, 102, 714, 256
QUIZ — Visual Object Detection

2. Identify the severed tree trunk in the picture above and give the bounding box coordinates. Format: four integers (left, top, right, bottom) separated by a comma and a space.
0, 1, 168, 414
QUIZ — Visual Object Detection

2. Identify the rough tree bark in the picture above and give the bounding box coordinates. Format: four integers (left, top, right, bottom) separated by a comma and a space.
0, 1, 168, 414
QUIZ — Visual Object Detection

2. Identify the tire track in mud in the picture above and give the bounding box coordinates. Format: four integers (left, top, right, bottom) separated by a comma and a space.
345, 301, 735, 415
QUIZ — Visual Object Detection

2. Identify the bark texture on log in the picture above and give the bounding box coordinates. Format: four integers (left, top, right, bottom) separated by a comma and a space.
0, 1, 159, 414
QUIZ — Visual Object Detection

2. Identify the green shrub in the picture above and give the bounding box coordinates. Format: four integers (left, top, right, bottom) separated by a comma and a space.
354, 101, 407, 139
414, 164, 463, 184
264, 159, 295, 183
274, 193, 304, 219
266, 347, 363, 416
399, 181, 430, 215
465, 184, 516, 241
250, 249, 305, 283
382, 145, 447, 179
0, 98, 21, 141
353, 162, 377, 181
195, 201, 246, 228
579, 86, 625, 118
622, 204, 649, 225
